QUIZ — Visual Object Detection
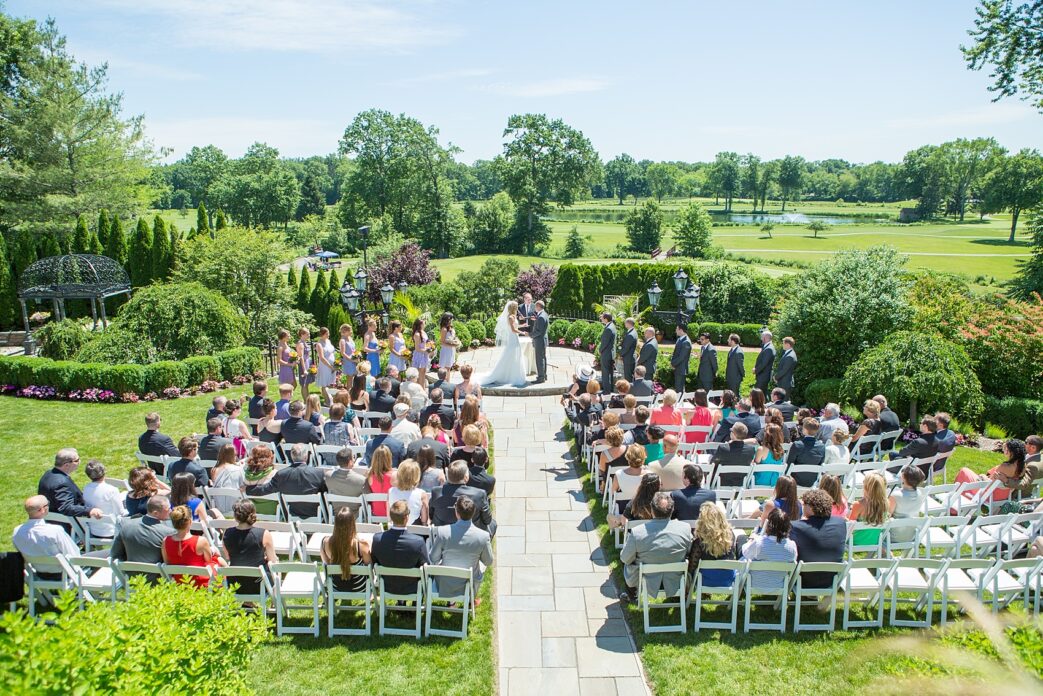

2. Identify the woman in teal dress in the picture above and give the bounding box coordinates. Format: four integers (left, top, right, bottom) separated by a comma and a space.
364, 318, 381, 377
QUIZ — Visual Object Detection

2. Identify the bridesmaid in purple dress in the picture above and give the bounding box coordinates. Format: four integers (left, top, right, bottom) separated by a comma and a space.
339, 323, 357, 380
277, 329, 296, 387
296, 327, 314, 401
411, 317, 431, 385
387, 321, 407, 373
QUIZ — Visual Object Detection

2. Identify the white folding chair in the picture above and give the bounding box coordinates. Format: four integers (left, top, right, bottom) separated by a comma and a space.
785, 464, 822, 489
846, 522, 884, 558
618, 518, 649, 550
67, 556, 122, 607
299, 522, 334, 561
324, 493, 367, 521
842, 558, 895, 630
220, 565, 274, 610
993, 512, 1043, 560
603, 466, 627, 507
1002, 558, 1043, 618
161, 563, 215, 589
690, 559, 747, 633
205, 519, 237, 553
256, 520, 302, 559
889, 558, 945, 628
44, 512, 86, 548
279, 442, 313, 465
921, 484, 959, 517
105, 477, 129, 492
951, 479, 1000, 517
363, 493, 390, 525
375, 565, 425, 639
424, 566, 475, 639
729, 487, 774, 519
846, 460, 886, 489
711, 464, 753, 491
936, 558, 992, 625
135, 452, 170, 476
22, 554, 76, 616
743, 561, 796, 632
247, 493, 283, 521
325, 563, 373, 636
114, 561, 165, 596
877, 430, 903, 458
966, 514, 1011, 559
203, 487, 245, 517
271, 561, 323, 636
921, 515, 970, 558
850, 434, 882, 463
881, 517, 927, 558
929, 452, 953, 484
281, 493, 327, 523
979, 558, 1043, 615
638, 561, 688, 634
792, 561, 847, 632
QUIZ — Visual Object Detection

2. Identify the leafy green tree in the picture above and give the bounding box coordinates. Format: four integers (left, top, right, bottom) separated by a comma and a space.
646, 162, 679, 202
469, 192, 515, 254
196, 203, 210, 238
296, 173, 327, 221
169, 230, 184, 274
937, 137, 1004, 220
311, 268, 328, 319
452, 257, 521, 317
675, 202, 714, 257
741, 154, 761, 208
963, 0, 1043, 112
899, 145, 949, 218
73, 214, 91, 253
980, 148, 1043, 241
808, 220, 828, 238
180, 145, 228, 226
709, 152, 741, 211
0, 233, 16, 327
88, 228, 102, 255
128, 218, 154, 286
212, 143, 300, 229
104, 216, 127, 266
564, 225, 588, 258
497, 114, 601, 255
96, 210, 110, 250
287, 265, 298, 291
215, 209, 228, 230
604, 154, 641, 204
774, 246, 913, 393
777, 156, 805, 211
151, 215, 171, 281
39, 233, 61, 258
761, 223, 775, 239
1010, 211, 1043, 299
625, 200, 663, 253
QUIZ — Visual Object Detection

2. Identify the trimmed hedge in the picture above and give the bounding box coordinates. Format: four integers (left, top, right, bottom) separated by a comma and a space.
984, 396, 1043, 439
549, 319, 571, 342
454, 323, 473, 350
466, 319, 487, 342
804, 378, 844, 409
0, 347, 261, 395
484, 317, 498, 339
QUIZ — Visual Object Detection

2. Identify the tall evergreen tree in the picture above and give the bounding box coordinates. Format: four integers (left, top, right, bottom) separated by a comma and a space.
327, 269, 341, 297
128, 218, 154, 286
96, 210, 111, 250
197, 203, 210, 238
296, 266, 312, 314
169, 230, 184, 274
12, 232, 38, 282
215, 209, 228, 230
39, 233, 61, 258
88, 228, 103, 255
311, 268, 328, 319
287, 265, 298, 291
151, 215, 171, 280
73, 214, 91, 253
105, 216, 128, 266
0, 234, 16, 328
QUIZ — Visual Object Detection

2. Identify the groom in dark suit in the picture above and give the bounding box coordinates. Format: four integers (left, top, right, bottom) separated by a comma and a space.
531, 301, 549, 383
620, 318, 638, 382
598, 313, 617, 394
696, 332, 717, 392
518, 292, 536, 335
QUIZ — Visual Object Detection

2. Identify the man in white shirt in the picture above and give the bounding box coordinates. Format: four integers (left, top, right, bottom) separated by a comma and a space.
390, 402, 422, 446
647, 434, 690, 491
817, 403, 846, 443
12, 495, 80, 561
82, 460, 127, 541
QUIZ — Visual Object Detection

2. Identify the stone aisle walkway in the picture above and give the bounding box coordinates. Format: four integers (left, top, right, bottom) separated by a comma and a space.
486, 394, 650, 696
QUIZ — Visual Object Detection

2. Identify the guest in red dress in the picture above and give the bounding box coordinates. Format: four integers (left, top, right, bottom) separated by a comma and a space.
162, 505, 224, 587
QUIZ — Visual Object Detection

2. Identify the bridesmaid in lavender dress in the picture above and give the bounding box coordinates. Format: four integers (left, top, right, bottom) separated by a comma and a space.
339, 323, 357, 380
411, 317, 431, 385
387, 321, 407, 373
277, 329, 297, 387
438, 313, 457, 372
315, 327, 337, 395
296, 327, 314, 401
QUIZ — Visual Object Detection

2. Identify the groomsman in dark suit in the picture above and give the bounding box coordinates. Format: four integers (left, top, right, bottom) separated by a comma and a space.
518, 292, 536, 335
637, 326, 658, 378
725, 333, 745, 395
620, 318, 638, 382
773, 336, 798, 397
696, 332, 717, 392
754, 329, 776, 392
670, 325, 692, 393
598, 313, 618, 394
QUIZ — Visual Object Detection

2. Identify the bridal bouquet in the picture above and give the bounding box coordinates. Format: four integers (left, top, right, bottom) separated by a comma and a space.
334, 355, 343, 367
377, 340, 388, 351
308, 365, 318, 375
352, 349, 364, 361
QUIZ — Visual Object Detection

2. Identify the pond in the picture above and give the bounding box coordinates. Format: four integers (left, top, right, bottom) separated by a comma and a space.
710, 212, 889, 225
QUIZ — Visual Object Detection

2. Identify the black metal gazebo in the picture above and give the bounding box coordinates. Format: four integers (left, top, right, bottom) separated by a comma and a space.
17, 254, 132, 347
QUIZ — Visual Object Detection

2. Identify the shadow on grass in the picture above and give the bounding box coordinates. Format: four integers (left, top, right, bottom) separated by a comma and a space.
969, 237, 1030, 247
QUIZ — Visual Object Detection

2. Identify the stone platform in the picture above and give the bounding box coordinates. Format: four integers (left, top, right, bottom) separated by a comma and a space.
445, 345, 596, 397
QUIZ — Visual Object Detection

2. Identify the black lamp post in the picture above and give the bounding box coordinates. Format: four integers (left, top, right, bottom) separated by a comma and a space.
647, 267, 701, 325
338, 225, 406, 328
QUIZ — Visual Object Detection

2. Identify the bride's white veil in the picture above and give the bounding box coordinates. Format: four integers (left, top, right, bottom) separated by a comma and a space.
494, 302, 512, 346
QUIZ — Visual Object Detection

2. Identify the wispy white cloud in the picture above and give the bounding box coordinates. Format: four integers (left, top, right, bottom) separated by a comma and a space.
145, 116, 342, 160
483, 77, 610, 98
91, 0, 458, 53
391, 68, 493, 86
884, 102, 1035, 130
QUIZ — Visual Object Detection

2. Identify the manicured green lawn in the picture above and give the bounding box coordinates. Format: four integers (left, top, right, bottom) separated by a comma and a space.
0, 385, 495, 695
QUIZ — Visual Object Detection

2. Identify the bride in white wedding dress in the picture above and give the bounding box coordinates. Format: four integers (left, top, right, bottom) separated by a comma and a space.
477, 301, 530, 387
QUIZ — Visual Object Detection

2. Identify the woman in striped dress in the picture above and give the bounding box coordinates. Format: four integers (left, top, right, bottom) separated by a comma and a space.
741, 508, 797, 591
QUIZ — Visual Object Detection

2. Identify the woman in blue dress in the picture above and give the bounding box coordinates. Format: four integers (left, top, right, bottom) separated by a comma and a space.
388, 320, 407, 373
752, 423, 786, 486
339, 323, 357, 380
363, 318, 381, 377
296, 327, 314, 401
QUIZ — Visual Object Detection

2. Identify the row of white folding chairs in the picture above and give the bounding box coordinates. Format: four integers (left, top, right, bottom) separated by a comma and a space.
20, 555, 476, 639
638, 554, 1043, 634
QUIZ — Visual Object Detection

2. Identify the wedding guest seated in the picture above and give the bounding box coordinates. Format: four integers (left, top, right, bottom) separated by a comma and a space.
371, 500, 430, 595
954, 438, 1026, 503
169, 472, 217, 522
751, 423, 786, 486
280, 400, 322, 445
874, 394, 902, 437
670, 464, 716, 521
385, 365, 402, 398
683, 390, 720, 444
789, 489, 846, 588
769, 388, 796, 421
651, 389, 683, 426
371, 378, 397, 414
245, 444, 328, 518
431, 496, 493, 602
689, 503, 743, 587
349, 374, 370, 414
430, 367, 455, 403
166, 437, 208, 489
610, 444, 648, 516
82, 460, 127, 542
466, 447, 495, 496
454, 364, 483, 410
713, 398, 762, 442
322, 403, 359, 466
934, 412, 957, 455
256, 399, 284, 446
13, 496, 80, 571
198, 417, 233, 462
609, 379, 630, 409
39, 448, 102, 521
819, 474, 849, 517
817, 404, 846, 443
648, 434, 689, 491
848, 399, 882, 455
221, 500, 277, 594
710, 422, 756, 486
848, 473, 890, 548
390, 402, 422, 446
454, 396, 489, 449
787, 418, 826, 487
754, 475, 802, 527
629, 366, 655, 398
644, 425, 666, 462
274, 384, 293, 419
618, 491, 692, 605
1017, 435, 1043, 496
364, 416, 406, 468
592, 412, 620, 445
303, 395, 325, 429
248, 380, 268, 422
894, 416, 940, 470
125, 466, 169, 517
890, 464, 925, 541
741, 508, 797, 590
429, 461, 496, 534
416, 445, 446, 492
620, 395, 639, 425
388, 460, 430, 525
823, 428, 852, 466
162, 504, 224, 587
321, 507, 372, 593
598, 427, 629, 487
756, 408, 791, 444
207, 445, 246, 515
326, 447, 368, 513
244, 444, 278, 491
206, 395, 228, 425
407, 426, 451, 468
749, 387, 767, 418
110, 495, 173, 565
138, 412, 179, 459
717, 390, 738, 419
609, 471, 660, 529
572, 393, 604, 437
421, 389, 456, 431
401, 367, 428, 412
623, 406, 651, 446
793, 409, 816, 438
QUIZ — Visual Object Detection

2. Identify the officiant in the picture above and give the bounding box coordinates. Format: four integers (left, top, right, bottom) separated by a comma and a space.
519, 292, 536, 335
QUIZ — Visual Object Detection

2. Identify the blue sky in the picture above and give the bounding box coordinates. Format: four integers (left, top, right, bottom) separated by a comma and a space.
8, 0, 1043, 163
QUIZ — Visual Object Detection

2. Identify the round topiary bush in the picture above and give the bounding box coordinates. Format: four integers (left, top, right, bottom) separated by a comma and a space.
565, 320, 590, 345
549, 319, 570, 342
35, 320, 90, 361
75, 327, 155, 365
466, 319, 486, 342
804, 378, 844, 409
454, 323, 472, 351
484, 317, 498, 339
841, 330, 984, 424
583, 322, 603, 349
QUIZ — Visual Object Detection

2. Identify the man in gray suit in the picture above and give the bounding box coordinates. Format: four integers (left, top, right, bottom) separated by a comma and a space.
619, 318, 638, 383
531, 301, 550, 383
637, 326, 658, 379
110, 495, 173, 566
773, 336, 798, 397
618, 492, 692, 604
430, 496, 494, 598
598, 312, 617, 394
670, 325, 692, 394
725, 333, 745, 395
630, 366, 655, 397
753, 329, 776, 393
696, 332, 717, 392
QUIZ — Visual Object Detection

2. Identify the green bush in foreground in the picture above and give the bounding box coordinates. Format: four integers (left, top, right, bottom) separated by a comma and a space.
0, 580, 268, 695
35, 320, 89, 360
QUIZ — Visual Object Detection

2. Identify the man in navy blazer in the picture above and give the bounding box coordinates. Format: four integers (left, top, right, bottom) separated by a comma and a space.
787, 418, 826, 486
38, 448, 102, 520
933, 412, 957, 455
712, 398, 762, 442
429, 462, 496, 535
364, 416, 407, 467
371, 500, 430, 595
789, 489, 846, 588
280, 401, 322, 444
137, 412, 179, 458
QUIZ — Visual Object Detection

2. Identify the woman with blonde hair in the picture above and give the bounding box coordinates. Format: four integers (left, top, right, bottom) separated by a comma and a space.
389, 459, 429, 524
364, 318, 381, 377
162, 505, 225, 587
387, 320, 407, 373
651, 389, 682, 426
339, 323, 357, 379
848, 472, 890, 547
320, 506, 372, 592
209, 443, 246, 515
426, 413, 454, 447
691, 502, 742, 586
621, 394, 639, 425
598, 426, 629, 489
609, 445, 648, 525
304, 393, 325, 428
453, 363, 483, 409
364, 445, 397, 519
849, 399, 883, 455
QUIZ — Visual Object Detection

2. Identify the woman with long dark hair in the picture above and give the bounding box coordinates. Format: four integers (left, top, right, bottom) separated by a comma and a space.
754, 475, 802, 527
749, 387, 767, 418
320, 507, 372, 592
439, 312, 458, 372
741, 508, 797, 590
955, 438, 1027, 503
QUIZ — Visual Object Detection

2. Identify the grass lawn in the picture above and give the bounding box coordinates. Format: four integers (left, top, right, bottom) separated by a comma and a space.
0, 384, 495, 695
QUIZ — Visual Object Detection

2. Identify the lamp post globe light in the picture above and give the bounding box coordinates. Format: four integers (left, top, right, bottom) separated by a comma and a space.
647, 267, 700, 327
338, 224, 406, 329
